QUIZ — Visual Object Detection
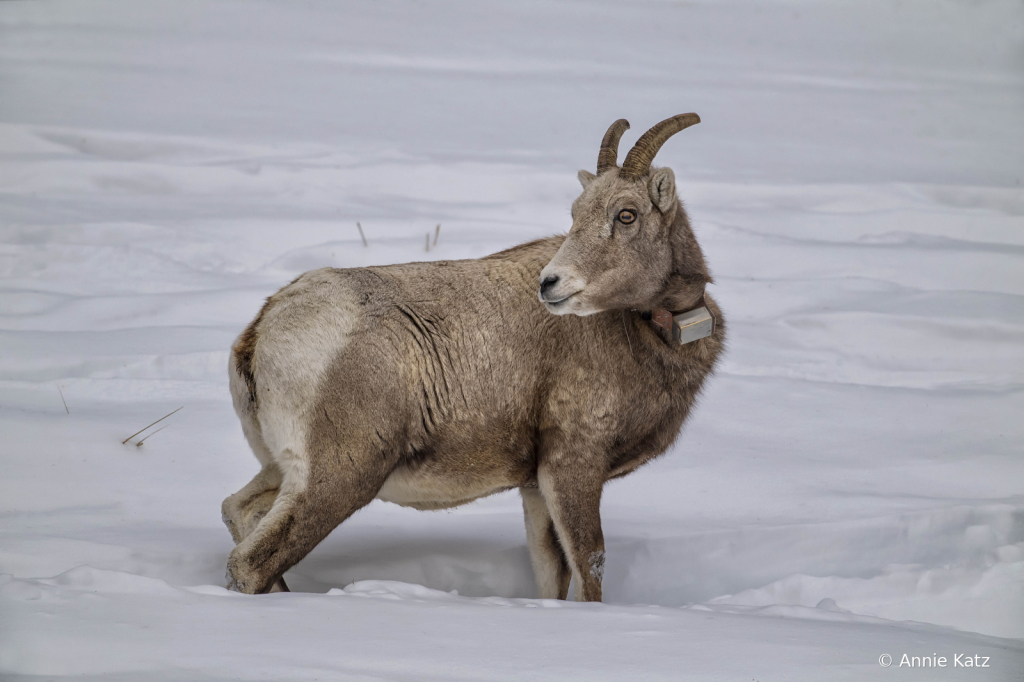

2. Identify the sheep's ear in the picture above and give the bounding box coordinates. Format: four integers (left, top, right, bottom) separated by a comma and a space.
578, 169, 596, 189
648, 167, 676, 213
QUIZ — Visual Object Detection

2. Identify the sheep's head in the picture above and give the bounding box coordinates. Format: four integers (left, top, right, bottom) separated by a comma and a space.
539, 114, 708, 316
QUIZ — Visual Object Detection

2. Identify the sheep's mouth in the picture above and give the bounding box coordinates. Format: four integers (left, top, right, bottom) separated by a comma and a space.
542, 291, 580, 307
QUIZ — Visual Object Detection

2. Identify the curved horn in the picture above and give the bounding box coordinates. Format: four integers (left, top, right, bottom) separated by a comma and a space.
619, 113, 700, 180
596, 119, 630, 174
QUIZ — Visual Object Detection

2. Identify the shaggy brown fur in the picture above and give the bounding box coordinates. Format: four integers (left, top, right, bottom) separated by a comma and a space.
221, 115, 725, 601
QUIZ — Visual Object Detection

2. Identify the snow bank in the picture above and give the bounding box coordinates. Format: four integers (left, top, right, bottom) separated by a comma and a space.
2, 568, 1021, 681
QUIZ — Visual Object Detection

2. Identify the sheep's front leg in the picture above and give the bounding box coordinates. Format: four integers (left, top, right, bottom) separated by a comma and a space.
537, 454, 606, 602
521, 486, 571, 599
221, 463, 290, 592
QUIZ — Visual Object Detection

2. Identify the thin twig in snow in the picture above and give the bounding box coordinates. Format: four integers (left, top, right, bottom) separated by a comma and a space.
57, 383, 69, 414
425, 233, 430, 252
433, 224, 441, 247
135, 426, 168, 447
122, 406, 183, 445
356, 222, 368, 247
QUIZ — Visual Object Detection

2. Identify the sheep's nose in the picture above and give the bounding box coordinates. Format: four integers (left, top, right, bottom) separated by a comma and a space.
539, 275, 559, 296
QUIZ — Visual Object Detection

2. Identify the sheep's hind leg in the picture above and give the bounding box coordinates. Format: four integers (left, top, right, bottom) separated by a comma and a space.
521, 487, 571, 599
221, 463, 290, 592
226, 446, 391, 595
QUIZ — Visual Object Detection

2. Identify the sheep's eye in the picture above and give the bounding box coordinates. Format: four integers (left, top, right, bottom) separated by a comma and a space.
617, 209, 637, 224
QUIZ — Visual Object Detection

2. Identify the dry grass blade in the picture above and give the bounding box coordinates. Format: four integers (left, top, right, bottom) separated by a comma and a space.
57, 383, 69, 414
356, 222, 368, 247
122, 406, 183, 445
135, 425, 168, 447
433, 223, 440, 246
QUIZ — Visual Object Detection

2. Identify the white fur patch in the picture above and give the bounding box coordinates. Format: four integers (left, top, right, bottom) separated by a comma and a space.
246, 269, 360, 493
228, 353, 275, 467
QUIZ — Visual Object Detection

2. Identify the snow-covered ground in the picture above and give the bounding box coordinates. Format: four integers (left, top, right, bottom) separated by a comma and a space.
2, 1, 1023, 679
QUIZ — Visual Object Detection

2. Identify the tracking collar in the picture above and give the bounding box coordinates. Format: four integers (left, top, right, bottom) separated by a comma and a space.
639, 291, 716, 345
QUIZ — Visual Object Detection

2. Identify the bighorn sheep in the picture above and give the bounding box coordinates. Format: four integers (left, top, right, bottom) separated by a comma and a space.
222, 114, 725, 601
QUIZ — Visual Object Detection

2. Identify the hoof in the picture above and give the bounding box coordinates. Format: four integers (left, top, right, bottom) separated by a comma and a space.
225, 551, 260, 594
225, 567, 246, 593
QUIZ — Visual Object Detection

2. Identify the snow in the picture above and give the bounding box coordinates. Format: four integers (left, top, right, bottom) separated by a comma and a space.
1, 0, 1023, 679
